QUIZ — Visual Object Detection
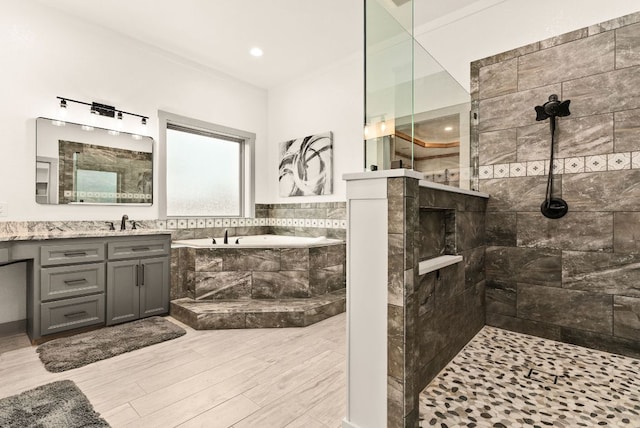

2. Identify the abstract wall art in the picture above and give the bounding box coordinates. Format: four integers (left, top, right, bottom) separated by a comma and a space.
279, 132, 333, 197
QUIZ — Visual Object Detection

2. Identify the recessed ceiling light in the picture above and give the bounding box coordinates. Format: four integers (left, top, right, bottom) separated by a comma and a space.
250, 47, 263, 57
444, 126, 453, 131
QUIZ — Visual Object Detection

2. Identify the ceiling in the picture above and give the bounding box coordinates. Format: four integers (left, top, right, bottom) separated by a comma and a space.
37, 0, 484, 90
395, 113, 461, 160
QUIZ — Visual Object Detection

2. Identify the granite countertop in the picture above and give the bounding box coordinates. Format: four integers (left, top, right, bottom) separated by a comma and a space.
0, 228, 171, 243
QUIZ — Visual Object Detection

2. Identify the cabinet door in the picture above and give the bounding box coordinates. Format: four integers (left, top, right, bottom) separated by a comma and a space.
139, 256, 170, 318
106, 260, 140, 325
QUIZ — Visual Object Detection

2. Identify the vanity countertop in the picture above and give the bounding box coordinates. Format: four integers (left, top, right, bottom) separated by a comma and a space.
0, 229, 171, 243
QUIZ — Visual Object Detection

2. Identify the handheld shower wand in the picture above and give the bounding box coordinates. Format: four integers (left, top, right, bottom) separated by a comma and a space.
534, 94, 571, 219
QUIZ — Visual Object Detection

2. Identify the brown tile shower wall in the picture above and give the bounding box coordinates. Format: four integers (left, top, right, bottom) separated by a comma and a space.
473, 11, 640, 358
386, 177, 487, 428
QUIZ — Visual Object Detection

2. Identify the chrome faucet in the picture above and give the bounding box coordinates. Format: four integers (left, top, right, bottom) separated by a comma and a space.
120, 214, 128, 231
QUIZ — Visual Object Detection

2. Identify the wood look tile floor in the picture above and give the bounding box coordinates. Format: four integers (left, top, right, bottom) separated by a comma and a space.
0, 313, 346, 427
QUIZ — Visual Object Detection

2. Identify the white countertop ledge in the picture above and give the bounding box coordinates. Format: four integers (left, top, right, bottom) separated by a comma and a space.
419, 255, 464, 275
343, 169, 425, 181
419, 180, 489, 199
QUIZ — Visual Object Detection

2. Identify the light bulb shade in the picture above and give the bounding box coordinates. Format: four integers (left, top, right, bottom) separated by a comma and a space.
59, 99, 67, 109
117, 111, 123, 120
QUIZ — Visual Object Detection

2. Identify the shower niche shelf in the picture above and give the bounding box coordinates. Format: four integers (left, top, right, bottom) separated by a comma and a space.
418, 255, 463, 275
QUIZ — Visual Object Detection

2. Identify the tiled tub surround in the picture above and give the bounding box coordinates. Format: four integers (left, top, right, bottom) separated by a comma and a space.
170, 239, 346, 329
473, 11, 640, 359
419, 326, 640, 427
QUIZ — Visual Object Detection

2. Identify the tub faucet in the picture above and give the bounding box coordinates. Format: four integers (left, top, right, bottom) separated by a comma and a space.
120, 214, 128, 231
224, 229, 228, 244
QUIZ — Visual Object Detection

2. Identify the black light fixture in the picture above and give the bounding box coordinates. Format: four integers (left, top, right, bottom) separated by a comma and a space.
56, 96, 148, 125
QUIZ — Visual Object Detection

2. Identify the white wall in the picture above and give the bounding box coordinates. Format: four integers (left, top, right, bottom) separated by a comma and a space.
0, 0, 268, 222
416, 0, 640, 91
0, 0, 268, 325
266, 52, 365, 202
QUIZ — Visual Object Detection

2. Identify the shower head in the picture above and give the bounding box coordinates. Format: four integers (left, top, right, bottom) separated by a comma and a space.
535, 94, 571, 121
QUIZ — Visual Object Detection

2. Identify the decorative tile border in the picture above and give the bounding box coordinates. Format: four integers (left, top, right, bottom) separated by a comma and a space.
164, 217, 346, 230
479, 151, 640, 179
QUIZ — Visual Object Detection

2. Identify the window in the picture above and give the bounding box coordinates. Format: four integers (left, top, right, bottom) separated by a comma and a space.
160, 111, 255, 218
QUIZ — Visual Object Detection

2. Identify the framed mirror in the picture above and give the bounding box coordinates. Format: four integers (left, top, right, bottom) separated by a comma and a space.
36, 117, 154, 205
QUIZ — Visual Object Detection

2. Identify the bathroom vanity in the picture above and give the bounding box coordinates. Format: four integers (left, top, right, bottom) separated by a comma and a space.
2, 231, 171, 342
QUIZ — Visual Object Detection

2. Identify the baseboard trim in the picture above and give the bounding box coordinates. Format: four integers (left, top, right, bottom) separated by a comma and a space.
342, 418, 361, 428
0, 319, 27, 336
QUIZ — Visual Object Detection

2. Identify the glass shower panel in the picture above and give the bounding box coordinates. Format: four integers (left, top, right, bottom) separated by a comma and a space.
364, 0, 474, 189
406, 40, 471, 189
364, 0, 413, 171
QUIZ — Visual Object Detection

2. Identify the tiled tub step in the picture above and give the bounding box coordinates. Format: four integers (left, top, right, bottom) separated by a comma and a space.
170, 289, 346, 329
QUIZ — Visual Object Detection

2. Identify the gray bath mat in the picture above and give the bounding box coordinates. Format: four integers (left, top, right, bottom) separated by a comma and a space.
37, 316, 186, 373
0, 380, 109, 427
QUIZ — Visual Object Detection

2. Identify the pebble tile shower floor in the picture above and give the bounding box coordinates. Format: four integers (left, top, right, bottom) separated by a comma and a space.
420, 326, 640, 427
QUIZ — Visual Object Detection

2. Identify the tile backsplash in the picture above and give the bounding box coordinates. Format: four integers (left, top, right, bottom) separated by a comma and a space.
0, 202, 347, 240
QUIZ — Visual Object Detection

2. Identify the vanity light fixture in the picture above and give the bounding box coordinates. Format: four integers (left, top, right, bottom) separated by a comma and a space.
56, 96, 149, 127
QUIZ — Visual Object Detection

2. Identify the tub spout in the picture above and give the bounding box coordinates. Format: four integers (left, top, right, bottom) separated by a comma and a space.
224, 229, 228, 244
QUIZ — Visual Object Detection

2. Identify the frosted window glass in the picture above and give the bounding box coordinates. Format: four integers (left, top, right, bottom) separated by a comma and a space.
166, 129, 241, 216
76, 169, 117, 203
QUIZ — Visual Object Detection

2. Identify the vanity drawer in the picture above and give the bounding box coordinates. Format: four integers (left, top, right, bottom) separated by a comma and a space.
40, 293, 105, 335
108, 238, 170, 260
41, 262, 106, 301
41, 242, 105, 266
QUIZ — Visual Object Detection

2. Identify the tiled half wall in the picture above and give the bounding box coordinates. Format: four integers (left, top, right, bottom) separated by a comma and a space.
386, 177, 487, 427
473, 11, 640, 358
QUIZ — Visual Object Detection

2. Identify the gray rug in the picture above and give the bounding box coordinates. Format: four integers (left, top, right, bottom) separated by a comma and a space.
37, 316, 186, 373
0, 380, 109, 427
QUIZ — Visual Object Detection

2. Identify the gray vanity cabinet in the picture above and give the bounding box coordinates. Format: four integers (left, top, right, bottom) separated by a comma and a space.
106, 238, 170, 326
9, 233, 171, 341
